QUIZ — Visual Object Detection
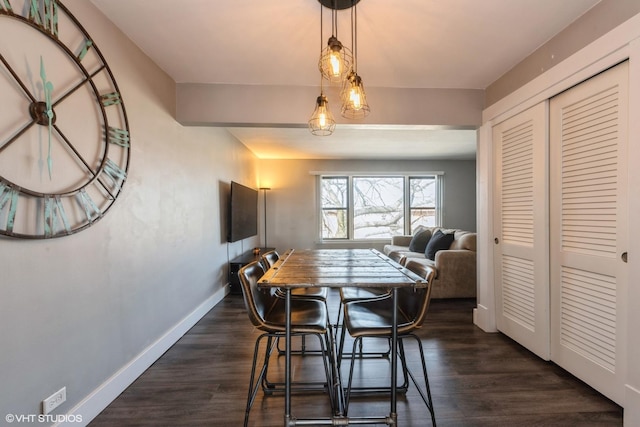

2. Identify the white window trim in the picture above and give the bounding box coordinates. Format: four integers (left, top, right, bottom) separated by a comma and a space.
316, 173, 444, 242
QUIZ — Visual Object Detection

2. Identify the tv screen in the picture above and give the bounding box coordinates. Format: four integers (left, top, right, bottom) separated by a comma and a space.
228, 181, 258, 243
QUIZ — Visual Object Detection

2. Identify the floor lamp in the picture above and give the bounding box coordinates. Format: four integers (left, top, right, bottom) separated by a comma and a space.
259, 187, 270, 249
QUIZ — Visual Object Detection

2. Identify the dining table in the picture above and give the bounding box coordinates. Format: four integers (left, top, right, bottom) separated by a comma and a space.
258, 248, 427, 426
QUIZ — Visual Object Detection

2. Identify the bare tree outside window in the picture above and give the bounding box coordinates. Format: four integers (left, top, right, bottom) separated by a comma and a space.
410, 177, 437, 232
353, 177, 403, 239
320, 175, 441, 240
321, 177, 348, 239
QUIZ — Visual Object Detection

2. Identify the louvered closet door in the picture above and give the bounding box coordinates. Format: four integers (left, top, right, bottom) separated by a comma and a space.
493, 102, 549, 359
549, 61, 628, 405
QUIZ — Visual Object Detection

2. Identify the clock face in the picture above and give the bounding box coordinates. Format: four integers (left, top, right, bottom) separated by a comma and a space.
0, 0, 130, 239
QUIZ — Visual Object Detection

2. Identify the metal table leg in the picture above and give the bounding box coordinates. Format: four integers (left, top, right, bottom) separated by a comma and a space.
390, 287, 398, 425
285, 288, 292, 426
330, 320, 345, 417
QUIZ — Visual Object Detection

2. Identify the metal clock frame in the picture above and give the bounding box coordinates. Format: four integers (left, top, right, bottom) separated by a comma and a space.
0, 0, 131, 239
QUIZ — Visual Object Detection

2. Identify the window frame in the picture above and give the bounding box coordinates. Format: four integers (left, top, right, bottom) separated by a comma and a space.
319, 176, 350, 240
318, 173, 443, 242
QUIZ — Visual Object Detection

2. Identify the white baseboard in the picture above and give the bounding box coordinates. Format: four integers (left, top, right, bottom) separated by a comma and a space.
473, 304, 498, 333
56, 284, 230, 427
624, 384, 640, 426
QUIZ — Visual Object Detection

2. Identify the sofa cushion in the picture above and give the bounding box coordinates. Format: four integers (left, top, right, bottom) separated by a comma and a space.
451, 232, 477, 251
408, 228, 432, 253
390, 235, 413, 247
425, 229, 455, 260
384, 245, 410, 256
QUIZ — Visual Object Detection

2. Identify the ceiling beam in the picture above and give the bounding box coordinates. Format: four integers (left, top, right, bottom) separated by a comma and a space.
176, 83, 484, 128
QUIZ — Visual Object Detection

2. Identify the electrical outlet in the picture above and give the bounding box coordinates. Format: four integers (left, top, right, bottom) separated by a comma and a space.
42, 387, 66, 415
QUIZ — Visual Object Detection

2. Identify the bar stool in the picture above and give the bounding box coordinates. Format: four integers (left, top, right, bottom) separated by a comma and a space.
237, 261, 334, 427
342, 265, 437, 425
335, 255, 406, 364
261, 250, 329, 301
262, 250, 330, 355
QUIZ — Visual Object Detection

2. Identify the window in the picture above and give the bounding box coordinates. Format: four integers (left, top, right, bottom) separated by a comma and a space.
319, 174, 442, 240
409, 177, 438, 230
353, 177, 404, 239
320, 177, 348, 239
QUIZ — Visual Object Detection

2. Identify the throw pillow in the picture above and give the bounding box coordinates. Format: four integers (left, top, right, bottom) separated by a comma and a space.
425, 229, 455, 260
409, 229, 432, 253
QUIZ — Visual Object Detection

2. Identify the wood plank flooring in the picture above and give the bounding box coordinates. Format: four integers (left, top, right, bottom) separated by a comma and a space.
89, 292, 622, 426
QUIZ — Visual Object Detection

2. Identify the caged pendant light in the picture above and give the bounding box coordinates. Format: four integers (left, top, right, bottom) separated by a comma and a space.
341, 0, 370, 118
309, 0, 367, 136
318, 1, 352, 83
308, 92, 336, 136
309, 1, 338, 136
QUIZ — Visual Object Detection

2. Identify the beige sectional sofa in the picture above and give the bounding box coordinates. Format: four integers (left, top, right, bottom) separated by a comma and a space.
383, 227, 477, 299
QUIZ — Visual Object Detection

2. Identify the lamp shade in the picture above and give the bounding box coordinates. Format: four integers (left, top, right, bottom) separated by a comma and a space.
319, 36, 352, 83
308, 94, 336, 136
341, 71, 370, 119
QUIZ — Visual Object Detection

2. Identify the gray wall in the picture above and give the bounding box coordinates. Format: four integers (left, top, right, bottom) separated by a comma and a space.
485, 0, 640, 106
0, 0, 259, 420
258, 159, 476, 253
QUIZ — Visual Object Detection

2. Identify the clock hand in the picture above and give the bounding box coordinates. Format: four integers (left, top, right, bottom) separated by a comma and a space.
40, 56, 54, 179
45, 81, 54, 179
40, 56, 49, 107
0, 54, 44, 154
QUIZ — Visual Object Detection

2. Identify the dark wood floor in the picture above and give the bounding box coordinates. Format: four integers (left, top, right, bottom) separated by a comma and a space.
90, 292, 622, 426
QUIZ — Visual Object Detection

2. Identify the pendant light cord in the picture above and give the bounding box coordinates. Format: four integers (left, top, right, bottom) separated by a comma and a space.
319, 1, 325, 93
351, 0, 357, 72
332, 0, 338, 38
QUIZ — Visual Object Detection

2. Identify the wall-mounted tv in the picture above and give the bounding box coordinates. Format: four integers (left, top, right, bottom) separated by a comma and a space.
227, 181, 258, 243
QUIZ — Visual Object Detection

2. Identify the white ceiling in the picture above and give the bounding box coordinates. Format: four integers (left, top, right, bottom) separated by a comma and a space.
91, 0, 601, 159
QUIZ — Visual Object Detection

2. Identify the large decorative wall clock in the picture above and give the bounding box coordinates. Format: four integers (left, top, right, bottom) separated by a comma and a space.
0, 0, 130, 239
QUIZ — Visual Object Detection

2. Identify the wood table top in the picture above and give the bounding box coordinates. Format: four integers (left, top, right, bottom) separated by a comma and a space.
258, 248, 426, 289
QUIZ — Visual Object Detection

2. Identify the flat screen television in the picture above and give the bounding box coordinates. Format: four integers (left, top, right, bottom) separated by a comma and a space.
227, 181, 258, 243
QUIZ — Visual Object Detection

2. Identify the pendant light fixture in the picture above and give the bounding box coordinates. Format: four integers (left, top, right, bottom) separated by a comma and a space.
341, 0, 370, 118
309, 2, 336, 136
308, 92, 336, 136
309, 0, 367, 136
318, 1, 352, 83
342, 71, 369, 118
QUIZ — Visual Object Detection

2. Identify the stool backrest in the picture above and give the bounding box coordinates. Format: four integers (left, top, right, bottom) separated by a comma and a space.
238, 261, 276, 329
260, 250, 280, 270
398, 265, 435, 329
